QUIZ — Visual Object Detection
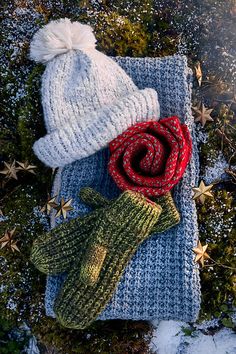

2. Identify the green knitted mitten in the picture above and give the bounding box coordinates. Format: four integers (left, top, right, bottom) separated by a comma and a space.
80, 187, 180, 233
30, 188, 180, 276
54, 190, 162, 329
30, 209, 101, 275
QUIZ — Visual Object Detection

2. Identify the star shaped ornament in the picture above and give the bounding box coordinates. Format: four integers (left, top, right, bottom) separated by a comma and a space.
40, 196, 58, 215
0, 160, 18, 180
16, 161, 37, 174
192, 103, 214, 127
0, 227, 20, 252
192, 180, 214, 204
193, 241, 210, 267
195, 62, 202, 86
55, 198, 73, 219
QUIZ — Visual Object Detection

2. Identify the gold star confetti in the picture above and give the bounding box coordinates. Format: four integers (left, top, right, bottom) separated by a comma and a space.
194, 62, 202, 86
193, 241, 210, 267
9, 240, 20, 253
16, 161, 37, 174
0, 227, 20, 253
0, 160, 18, 180
55, 198, 73, 219
192, 180, 214, 204
0, 228, 16, 248
40, 196, 59, 215
192, 103, 214, 127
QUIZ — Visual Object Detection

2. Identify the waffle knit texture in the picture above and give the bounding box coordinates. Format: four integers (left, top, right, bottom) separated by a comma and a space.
46, 54, 201, 322
53, 191, 162, 329
30, 19, 160, 168
30, 188, 179, 276
108, 117, 192, 197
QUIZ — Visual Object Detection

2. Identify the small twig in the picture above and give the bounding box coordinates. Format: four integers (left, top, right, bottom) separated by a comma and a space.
0, 185, 21, 203
225, 168, 236, 184
216, 128, 233, 146
203, 257, 236, 271
221, 114, 227, 151
229, 152, 236, 167
227, 123, 236, 132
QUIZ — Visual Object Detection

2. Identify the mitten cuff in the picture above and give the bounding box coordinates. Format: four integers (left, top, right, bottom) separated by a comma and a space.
152, 191, 180, 233
110, 190, 162, 236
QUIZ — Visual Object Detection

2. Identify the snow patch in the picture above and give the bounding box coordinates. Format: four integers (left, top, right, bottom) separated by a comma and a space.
150, 320, 184, 354
150, 320, 236, 354
6, 298, 17, 311
203, 152, 229, 184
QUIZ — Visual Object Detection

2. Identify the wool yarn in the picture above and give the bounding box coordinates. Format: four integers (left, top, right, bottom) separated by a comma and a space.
53, 190, 162, 329
31, 207, 101, 275
31, 187, 180, 276
29, 18, 160, 168
79, 187, 180, 234
108, 117, 192, 197
45, 55, 201, 323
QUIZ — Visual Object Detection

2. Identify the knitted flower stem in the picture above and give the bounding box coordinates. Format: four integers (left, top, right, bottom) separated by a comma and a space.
79, 187, 180, 234
54, 191, 162, 329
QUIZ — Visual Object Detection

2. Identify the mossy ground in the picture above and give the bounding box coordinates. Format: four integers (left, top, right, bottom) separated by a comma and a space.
0, 1, 235, 353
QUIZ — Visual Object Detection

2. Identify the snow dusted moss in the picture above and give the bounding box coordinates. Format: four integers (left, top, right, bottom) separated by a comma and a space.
203, 152, 229, 184
0, 0, 235, 352
197, 189, 236, 320
0, 185, 47, 325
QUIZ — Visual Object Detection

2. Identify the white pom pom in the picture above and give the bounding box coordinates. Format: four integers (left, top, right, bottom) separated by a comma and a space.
30, 18, 96, 64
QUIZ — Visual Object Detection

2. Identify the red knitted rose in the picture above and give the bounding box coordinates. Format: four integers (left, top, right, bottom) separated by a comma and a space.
108, 116, 192, 197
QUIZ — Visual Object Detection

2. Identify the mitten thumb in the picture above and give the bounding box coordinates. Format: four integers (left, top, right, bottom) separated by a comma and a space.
79, 187, 110, 209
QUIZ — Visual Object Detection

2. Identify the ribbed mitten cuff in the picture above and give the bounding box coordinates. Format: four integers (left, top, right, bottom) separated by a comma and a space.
97, 190, 162, 241
79, 187, 180, 234
152, 192, 180, 233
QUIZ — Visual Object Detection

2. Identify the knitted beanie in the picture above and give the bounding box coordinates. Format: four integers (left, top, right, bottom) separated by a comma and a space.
29, 18, 160, 168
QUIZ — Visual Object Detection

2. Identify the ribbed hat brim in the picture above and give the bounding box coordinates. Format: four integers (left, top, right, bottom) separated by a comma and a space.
33, 88, 160, 168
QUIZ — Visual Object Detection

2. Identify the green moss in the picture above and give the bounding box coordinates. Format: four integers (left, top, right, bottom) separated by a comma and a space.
197, 189, 236, 321
32, 318, 153, 354
78, 0, 179, 57
16, 65, 45, 161
88, 11, 149, 57
0, 66, 19, 159
0, 317, 27, 354
199, 101, 236, 177
0, 60, 45, 162
1, 0, 236, 351
0, 184, 48, 324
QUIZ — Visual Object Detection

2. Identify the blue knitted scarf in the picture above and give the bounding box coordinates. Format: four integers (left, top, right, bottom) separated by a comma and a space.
45, 55, 201, 322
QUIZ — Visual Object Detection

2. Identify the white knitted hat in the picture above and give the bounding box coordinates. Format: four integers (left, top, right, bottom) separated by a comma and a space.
30, 18, 160, 168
